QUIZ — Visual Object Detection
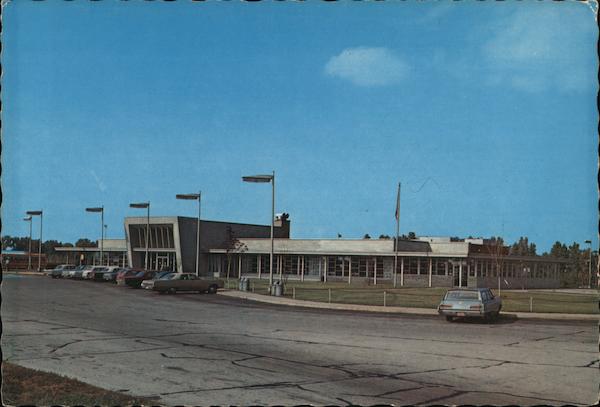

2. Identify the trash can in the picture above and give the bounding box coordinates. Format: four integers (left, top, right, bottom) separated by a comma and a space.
273, 280, 283, 297
239, 278, 248, 291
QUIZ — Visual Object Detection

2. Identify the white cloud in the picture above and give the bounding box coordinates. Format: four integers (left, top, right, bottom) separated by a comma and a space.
325, 47, 409, 87
482, 4, 597, 93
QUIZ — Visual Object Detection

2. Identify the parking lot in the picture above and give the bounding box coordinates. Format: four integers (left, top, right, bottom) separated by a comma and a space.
3, 275, 598, 405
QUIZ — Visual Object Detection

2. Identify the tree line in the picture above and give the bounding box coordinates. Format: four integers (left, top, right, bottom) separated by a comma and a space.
1, 235, 97, 256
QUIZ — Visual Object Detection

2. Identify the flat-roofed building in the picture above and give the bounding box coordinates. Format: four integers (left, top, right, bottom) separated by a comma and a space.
56, 214, 569, 289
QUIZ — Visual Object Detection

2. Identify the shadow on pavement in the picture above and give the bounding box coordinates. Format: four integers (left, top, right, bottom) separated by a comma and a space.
447, 314, 519, 325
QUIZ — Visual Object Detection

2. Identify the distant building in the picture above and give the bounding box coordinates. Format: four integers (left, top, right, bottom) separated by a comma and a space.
55, 215, 569, 289
1, 250, 47, 271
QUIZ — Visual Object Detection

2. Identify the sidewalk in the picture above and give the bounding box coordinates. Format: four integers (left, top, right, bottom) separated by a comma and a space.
219, 290, 599, 321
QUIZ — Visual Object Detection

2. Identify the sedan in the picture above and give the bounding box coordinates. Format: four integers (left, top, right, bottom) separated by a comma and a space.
47, 264, 76, 278
72, 265, 93, 279
83, 266, 108, 280
116, 268, 144, 285
63, 265, 83, 278
438, 288, 502, 322
124, 270, 158, 288
103, 267, 125, 283
141, 271, 175, 290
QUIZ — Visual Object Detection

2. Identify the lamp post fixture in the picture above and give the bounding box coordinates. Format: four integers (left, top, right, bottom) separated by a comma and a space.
130, 202, 150, 270
23, 216, 32, 270
26, 210, 43, 271
85, 206, 104, 266
176, 192, 201, 277
585, 240, 592, 288
242, 171, 275, 288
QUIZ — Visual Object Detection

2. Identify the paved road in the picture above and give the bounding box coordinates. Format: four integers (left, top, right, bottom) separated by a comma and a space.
3, 275, 598, 405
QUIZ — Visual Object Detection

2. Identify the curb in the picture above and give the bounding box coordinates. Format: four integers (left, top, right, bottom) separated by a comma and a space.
218, 290, 599, 321
4, 271, 47, 276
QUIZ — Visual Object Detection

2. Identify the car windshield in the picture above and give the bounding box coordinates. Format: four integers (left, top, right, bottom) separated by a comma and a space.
135, 271, 146, 277
163, 274, 177, 280
445, 291, 480, 300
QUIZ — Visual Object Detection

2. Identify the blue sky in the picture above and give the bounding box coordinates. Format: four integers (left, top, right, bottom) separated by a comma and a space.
2, 1, 597, 252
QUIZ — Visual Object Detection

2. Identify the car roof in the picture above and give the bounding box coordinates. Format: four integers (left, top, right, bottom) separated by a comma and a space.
447, 288, 489, 292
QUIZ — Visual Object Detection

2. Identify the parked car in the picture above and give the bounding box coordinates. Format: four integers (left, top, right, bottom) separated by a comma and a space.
72, 265, 93, 279
47, 264, 76, 278
147, 273, 223, 294
90, 266, 121, 281
124, 270, 158, 288
140, 271, 175, 290
82, 266, 107, 280
116, 268, 143, 285
438, 288, 502, 322
103, 267, 126, 283
63, 265, 84, 278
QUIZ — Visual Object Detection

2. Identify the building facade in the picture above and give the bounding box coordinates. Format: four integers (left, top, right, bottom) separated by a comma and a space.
56, 215, 569, 289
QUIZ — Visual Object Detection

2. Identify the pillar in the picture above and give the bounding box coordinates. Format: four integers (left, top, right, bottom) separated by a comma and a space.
238, 254, 242, 279
400, 257, 404, 286
348, 258, 352, 285
301, 256, 305, 282
428, 258, 432, 287
257, 255, 262, 279
417, 258, 421, 275
459, 261, 463, 287
323, 256, 328, 282
374, 257, 378, 285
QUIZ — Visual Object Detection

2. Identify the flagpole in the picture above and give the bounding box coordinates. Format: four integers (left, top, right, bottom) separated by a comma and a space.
394, 182, 401, 288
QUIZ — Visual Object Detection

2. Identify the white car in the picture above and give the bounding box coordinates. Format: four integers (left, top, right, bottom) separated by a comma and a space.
82, 266, 107, 280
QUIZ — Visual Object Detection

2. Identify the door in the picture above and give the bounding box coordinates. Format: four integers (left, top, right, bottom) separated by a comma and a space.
157, 255, 169, 271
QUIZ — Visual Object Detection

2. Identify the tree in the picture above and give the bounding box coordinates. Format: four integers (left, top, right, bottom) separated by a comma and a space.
224, 227, 247, 280
485, 236, 508, 293
509, 237, 537, 256
408, 231, 417, 239
75, 238, 96, 248
363, 234, 371, 239
378, 234, 391, 239
549, 241, 569, 258
1, 235, 29, 251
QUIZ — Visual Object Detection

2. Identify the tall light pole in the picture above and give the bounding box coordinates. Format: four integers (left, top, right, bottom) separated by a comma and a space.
26, 210, 43, 271
130, 202, 150, 270
86, 206, 104, 266
176, 192, 201, 277
243, 171, 275, 288
23, 216, 32, 270
394, 182, 401, 288
585, 240, 592, 288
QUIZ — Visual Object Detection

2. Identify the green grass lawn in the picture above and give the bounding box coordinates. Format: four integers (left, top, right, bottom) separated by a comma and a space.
224, 278, 599, 314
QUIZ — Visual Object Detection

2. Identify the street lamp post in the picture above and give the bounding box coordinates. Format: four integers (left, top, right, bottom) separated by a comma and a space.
585, 240, 592, 288
242, 171, 275, 288
23, 216, 32, 270
86, 206, 104, 266
176, 192, 201, 277
130, 202, 150, 270
26, 210, 43, 271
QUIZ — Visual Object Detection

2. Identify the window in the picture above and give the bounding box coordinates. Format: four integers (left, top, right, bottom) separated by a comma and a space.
445, 291, 479, 300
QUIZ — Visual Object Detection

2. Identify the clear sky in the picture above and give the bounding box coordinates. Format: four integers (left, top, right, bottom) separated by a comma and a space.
2, 0, 597, 252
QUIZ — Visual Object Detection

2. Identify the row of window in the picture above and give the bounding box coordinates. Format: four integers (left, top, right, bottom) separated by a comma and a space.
208, 254, 564, 280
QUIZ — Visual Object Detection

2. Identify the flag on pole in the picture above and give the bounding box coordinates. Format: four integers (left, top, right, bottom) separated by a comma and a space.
394, 183, 401, 220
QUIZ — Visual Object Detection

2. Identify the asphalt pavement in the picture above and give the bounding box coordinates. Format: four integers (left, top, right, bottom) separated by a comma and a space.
2, 275, 598, 406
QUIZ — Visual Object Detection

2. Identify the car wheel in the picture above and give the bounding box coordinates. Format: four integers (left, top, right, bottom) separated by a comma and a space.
208, 285, 218, 294
445, 316, 453, 322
